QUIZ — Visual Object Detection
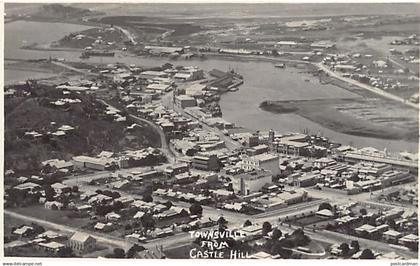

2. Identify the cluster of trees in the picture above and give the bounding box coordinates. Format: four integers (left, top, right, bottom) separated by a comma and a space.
95, 200, 124, 216
9, 223, 45, 242
127, 153, 167, 168
95, 190, 121, 199
142, 186, 153, 203
261, 222, 311, 259
336, 241, 377, 259
360, 248, 375, 259
189, 202, 203, 216
6, 188, 41, 207
318, 202, 334, 211
243, 220, 252, 227
57, 247, 75, 258
140, 213, 156, 230
338, 240, 360, 257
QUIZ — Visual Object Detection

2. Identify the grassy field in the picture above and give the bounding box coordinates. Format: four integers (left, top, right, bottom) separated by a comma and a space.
10, 205, 91, 229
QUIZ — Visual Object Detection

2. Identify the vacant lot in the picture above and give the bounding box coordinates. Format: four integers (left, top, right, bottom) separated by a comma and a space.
10, 205, 91, 229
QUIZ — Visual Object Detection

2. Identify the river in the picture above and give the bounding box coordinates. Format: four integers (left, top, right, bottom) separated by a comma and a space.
4, 20, 418, 153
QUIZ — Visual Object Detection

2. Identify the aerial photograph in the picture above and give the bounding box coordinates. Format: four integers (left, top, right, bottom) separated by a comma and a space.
3, 2, 419, 260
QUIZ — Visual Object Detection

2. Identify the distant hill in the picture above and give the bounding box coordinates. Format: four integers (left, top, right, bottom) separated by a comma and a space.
33, 4, 100, 19
5, 3, 103, 19
6, 3, 419, 19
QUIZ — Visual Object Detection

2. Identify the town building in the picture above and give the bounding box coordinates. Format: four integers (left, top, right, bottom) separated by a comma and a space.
288, 173, 320, 187
67, 232, 96, 254
276, 134, 310, 156
175, 95, 197, 109
51, 183, 71, 194
313, 157, 336, 169
37, 242, 65, 253
192, 154, 220, 171
14, 182, 41, 193
241, 153, 280, 176
72, 156, 113, 171
342, 149, 418, 173
231, 169, 273, 195
383, 230, 402, 243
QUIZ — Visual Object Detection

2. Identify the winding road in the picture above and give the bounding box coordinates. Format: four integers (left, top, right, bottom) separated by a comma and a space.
315, 62, 419, 110
98, 99, 175, 163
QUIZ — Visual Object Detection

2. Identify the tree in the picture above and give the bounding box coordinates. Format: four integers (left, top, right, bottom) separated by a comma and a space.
349, 173, 360, 182
290, 229, 311, 246
272, 228, 282, 240
386, 218, 397, 230
31, 223, 45, 235
272, 49, 279, 56
226, 183, 234, 192
112, 191, 121, 199
140, 213, 155, 230
113, 201, 124, 211
72, 186, 79, 193
359, 208, 367, 216
57, 247, 75, 258
217, 216, 227, 228
270, 241, 292, 259
112, 248, 125, 259
360, 249, 375, 259
112, 248, 126, 258
126, 244, 146, 258
339, 243, 350, 256
318, 202, 333, 211
164, 201, 173, 209
143, 194, 153, 203
351, 240, 360, 252
262, 221, 272, 236
189, 202, 203, 216
44, 184, 56, 201
243, 220, 252, 227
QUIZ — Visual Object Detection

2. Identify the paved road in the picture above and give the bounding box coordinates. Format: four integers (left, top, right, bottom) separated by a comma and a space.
252, 199, 326, 219
316, 62, 419, 110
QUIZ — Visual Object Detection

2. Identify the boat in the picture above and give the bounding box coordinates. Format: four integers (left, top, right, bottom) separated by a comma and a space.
275, 63, 285, 68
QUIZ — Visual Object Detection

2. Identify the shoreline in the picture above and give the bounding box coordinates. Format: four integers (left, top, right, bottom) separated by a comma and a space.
5, 41, 419, 149
260, 99, 418, 142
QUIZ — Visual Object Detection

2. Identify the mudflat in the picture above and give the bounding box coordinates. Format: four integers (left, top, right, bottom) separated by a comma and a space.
260, 98, 418, 142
